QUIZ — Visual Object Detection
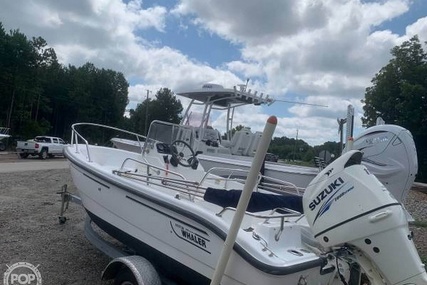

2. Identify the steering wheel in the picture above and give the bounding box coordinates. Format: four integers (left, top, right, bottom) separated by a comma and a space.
171, 140, 197, 168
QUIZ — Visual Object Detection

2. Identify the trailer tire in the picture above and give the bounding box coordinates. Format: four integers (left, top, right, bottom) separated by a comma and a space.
39, 148, 48, 159
19, 153, 29, 159
103, 256, 161, 285
114, 268, 138, 285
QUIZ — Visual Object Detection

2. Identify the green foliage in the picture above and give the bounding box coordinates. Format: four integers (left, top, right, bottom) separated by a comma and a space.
362, 36, 427, 132
222, 124, 245, 140
412, 220, 427, 228
269, 136, 339, 165
361, 35, 427, 182
0, 23, 129, 141
20, 119, 51, 139
129, 88, 183, 135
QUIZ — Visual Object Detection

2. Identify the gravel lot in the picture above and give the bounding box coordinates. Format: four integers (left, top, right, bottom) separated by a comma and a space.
0, 153, 113, 285
0, 152, 426, 284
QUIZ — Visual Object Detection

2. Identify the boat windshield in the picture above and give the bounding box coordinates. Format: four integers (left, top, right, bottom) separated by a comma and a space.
143, 120, 195, 153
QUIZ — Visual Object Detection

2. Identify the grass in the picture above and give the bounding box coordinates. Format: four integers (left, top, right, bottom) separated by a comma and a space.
411, 220, 427, 228
411, 220, 427, 265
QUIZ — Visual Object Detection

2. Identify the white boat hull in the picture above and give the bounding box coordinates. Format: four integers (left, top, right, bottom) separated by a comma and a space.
65, 146, 333, 285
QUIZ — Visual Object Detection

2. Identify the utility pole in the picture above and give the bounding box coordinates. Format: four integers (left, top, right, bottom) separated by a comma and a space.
293, 129, 298, 161
144, 90, 151, 135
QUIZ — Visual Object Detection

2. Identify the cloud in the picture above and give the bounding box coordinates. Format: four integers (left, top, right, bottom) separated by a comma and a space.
406, 16, 427, 44
174, 0, 409, 95
172, 0, 329, 44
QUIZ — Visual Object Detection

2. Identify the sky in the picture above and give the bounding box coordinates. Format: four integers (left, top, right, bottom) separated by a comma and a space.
1, 0, 426, 146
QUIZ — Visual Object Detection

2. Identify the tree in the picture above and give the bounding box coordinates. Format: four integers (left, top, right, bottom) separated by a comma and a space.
361, 35, 427, 182
362, 36, 427, 131
222, 124, 245, 140
150, 88, 183, 123
0, 22, 130, 143
1, 29, 38, 131
129, 88, 183, 135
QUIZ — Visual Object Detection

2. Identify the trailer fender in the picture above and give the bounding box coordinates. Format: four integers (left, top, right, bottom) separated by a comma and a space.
101, 255, 161, 285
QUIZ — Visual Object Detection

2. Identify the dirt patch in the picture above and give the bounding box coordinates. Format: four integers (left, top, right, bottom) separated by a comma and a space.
0, 168, 113, 285
0, 151, 66, 162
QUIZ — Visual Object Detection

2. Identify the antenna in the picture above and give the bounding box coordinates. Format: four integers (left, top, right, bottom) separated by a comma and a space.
274, 99, 328, 108
238, 78, 327, 107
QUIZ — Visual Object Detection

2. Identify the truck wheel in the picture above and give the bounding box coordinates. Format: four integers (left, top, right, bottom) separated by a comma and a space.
19, 153, 29, 159
39, 149, 48, 159
0, 142, 5, 151
114, 268, 138, 285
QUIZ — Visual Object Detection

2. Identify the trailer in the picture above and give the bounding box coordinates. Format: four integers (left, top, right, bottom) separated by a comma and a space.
58, 184, 174, 285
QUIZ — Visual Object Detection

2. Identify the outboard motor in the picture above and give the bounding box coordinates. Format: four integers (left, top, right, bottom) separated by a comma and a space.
303, 150, 427, 285
353, 124, 418, 203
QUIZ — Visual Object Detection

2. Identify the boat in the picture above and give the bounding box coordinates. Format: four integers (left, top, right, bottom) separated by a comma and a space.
110, 83, 319, 189
112, 84, 418, 203
0, 127, 10, 140
0, 127, 10, 151
64, 118, 426, 285
177, 84, 322, 189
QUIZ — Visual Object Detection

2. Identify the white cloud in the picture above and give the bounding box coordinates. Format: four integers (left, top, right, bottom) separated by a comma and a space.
361, 0, 410, 27
172, 0, 329, 44
406, 16, 427, 44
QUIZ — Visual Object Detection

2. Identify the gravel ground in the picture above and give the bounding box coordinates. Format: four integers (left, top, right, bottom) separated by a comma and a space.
0, 153, 426, 284
0, 168, 113, 285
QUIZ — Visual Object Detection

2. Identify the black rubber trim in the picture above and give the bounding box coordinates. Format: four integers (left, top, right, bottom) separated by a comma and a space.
344, 151, 363, 168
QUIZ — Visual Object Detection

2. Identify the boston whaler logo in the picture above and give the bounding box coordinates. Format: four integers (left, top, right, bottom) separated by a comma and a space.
170, 221, 211, 253
310, 177, 354, 224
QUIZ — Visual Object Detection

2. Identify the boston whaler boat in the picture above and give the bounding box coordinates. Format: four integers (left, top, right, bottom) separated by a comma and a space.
64, 116, 426, 285
112, 84, 418, 201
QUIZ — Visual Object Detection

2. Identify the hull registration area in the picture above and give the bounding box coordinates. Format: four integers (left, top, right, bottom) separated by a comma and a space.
170, 221, 211, 254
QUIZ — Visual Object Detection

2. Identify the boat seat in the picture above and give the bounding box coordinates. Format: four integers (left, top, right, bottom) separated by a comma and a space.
203, 188, 303, 213
244, 131, 262, 156
202, 129, 221, 147
229, 128, 252, 155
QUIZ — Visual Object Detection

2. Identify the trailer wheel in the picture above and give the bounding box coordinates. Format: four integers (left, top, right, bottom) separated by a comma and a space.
39, 149, 48, 159
19, 153, 29, 159
114, 268, 138, 285
103, 256, 161, 285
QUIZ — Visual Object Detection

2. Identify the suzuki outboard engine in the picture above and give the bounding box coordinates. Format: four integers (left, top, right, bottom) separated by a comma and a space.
303, 150, 427, 285
353, 124, 418, 203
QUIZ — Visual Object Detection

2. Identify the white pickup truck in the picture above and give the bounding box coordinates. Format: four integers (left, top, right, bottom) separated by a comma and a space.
16, 136, 67, 159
